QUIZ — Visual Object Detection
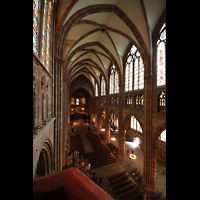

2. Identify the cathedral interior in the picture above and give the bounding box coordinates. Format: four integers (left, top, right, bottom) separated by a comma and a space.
33, 0, 166, 199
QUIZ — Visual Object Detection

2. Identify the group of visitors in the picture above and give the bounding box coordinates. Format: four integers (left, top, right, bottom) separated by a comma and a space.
87, 171, 103, 185
79, 162, 103, 185
72, 150, 82, 168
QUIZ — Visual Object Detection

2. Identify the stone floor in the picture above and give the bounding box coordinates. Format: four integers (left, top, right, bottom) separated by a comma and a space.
70, 121, 166, 199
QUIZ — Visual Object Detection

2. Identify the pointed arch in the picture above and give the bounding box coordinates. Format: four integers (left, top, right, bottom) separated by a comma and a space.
123, 113, 143, 133
153, 123, 166, 147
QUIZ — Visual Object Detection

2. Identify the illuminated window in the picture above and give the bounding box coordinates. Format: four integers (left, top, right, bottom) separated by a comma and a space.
159, 129, 166, 142
33, 0, 41, 55
41, 0, 52, 72
157, 23, 166, 86
81, 98, 85, 104
76, 98, 79, 105
125, 45, 144, 91
141, 95, 144, 105
134, 54, 144, 90
131, 116, 142, 133
95, 83, 98, 96
135, 95, 138, 105
159, 91, 166, 106
101, 76, 105, 96
71, 98, 75, 105
109, 65, 119, 94
33, 0, 53, 72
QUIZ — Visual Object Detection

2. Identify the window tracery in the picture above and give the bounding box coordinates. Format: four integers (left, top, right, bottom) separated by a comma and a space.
125, 45, 144, 91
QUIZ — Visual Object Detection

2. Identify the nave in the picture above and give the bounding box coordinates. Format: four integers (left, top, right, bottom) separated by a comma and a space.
68, 121, 166, 199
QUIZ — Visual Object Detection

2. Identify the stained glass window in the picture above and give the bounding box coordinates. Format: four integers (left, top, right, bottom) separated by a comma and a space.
134, 55, 144, 90
159, 129, 166, 142
109, 65, 119, 94
41, 0, 52, 72
141, 95, 144, 105
76, 98, 79, 105
125, 56, 133, 91
159, 91, 166, 106
128, 95, 132, 104
157, 23, 166, 86
135, 95, 138, 105
101, 76, 105, 96
95, 83, 98, 96
131, 116, 142, 133
71, 98, 75, 105
135, 94, 144, 105
33, 0, 41, 55
125, 45, 144, 92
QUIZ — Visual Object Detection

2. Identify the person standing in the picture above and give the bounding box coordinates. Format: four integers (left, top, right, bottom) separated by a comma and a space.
94, 174, 97, 183
99, 175, 102, 185
93, 172, 95, 180
127, 149, 129, 157
90, 171, 93, 180
85, 165, 88, 173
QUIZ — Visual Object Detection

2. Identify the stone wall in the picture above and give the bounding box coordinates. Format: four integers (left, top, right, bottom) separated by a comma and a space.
33, 54, 55, 178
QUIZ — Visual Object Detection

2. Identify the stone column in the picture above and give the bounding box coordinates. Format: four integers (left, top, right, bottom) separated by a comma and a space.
104, 114, 110, 144
104, 84, 110, 144
97, 109, 102, 134
117, 83, 125, 160
63, 80, 70, 153
54, 57, 64, 172
142, 74, 156, 193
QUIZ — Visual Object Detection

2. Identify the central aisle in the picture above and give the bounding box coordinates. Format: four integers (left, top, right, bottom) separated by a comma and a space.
81, 133, 94, 153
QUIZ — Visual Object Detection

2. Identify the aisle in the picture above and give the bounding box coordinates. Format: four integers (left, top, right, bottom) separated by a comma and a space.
81, 133, 94, 153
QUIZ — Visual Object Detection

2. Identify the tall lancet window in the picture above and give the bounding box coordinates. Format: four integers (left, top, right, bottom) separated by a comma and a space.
125, 45, 144, 91
41, 0, 52, 72
157, 23, 166, 86
109, 65, 119, 94
33, 0, 41, 55
101, 76, 105, 96
95, 83, 98, 97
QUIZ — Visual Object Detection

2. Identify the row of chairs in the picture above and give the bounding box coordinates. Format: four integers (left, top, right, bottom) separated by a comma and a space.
135, 175, 142, 183
117, 188, 143, 200
107, 143, 118, 154
151, 192, 162, 200
114, 182, 137, 195
125, 192, 144, 200
109, 174, 129, 185
112, 178, 133, 190
132, 171, 141, 177
107, 171, 127, 181
129, 168, 137, 173
108, 171, 144, 200
85, 134, 117, 169
130, 168, 142, 183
